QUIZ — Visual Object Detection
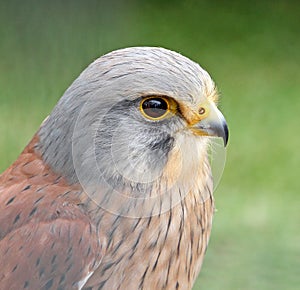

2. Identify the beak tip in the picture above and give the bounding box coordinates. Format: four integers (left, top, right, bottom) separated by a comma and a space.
223, 122, 229, 147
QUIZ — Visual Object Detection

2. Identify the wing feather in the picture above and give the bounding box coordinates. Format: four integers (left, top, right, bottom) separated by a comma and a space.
0, 210, 103, 289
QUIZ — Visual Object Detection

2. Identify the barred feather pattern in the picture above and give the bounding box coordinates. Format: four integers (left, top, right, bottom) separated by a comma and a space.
0, 135, 213, 290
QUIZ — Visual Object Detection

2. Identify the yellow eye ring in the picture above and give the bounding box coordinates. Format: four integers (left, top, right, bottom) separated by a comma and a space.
140, 96, 171, 120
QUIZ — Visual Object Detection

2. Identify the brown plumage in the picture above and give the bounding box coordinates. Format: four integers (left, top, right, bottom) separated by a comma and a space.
0, 136, 103, 289
0, 47, 228, 289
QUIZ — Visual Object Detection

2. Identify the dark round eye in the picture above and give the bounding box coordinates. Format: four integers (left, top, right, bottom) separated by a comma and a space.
140, 97, 169, 119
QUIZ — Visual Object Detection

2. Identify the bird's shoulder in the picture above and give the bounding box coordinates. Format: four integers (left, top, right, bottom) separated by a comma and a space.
0, 134, 83, 238
0, 135, 105, 289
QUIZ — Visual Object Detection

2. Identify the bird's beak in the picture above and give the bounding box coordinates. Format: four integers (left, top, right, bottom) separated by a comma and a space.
190, 102, 229, 147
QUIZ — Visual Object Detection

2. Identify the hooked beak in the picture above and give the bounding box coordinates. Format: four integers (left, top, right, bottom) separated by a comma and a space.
190, 102, 229, 147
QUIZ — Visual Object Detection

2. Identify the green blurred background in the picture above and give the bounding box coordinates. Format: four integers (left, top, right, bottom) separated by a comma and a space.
0, 0, 299, 289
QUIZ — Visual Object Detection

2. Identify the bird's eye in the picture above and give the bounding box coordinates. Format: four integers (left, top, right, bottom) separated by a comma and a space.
140, 97, 170, 120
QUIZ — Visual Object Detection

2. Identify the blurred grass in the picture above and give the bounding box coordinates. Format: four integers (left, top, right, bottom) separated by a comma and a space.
0, 0, 299, 289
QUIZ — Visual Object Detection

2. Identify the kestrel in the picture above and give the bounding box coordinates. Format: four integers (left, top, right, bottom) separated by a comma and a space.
0, 47, 228, 290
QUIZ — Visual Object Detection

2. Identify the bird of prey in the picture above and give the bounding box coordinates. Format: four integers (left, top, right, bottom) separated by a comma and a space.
0, 47, 228, 290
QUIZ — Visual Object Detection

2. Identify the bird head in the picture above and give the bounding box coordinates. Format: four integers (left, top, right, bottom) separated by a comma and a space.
38, 47, 228, 217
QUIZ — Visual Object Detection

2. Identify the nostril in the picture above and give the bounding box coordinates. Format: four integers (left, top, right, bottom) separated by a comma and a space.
199, 107, 206, 115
